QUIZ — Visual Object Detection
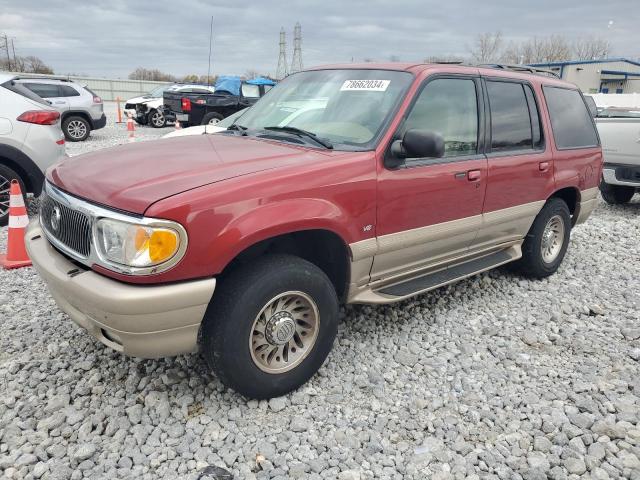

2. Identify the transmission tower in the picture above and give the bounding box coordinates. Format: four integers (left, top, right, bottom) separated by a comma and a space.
290, 22, 303, 74
276, 28, 288, 80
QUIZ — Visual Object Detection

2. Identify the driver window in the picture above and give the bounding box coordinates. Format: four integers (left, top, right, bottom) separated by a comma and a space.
403, 78, 479, 158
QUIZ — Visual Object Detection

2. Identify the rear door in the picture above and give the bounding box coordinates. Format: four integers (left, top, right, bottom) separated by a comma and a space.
472, 78, 553, 250
373, 75, 487, 281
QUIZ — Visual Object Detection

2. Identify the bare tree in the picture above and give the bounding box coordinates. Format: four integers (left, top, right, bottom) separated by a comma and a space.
573, 36, 611, 60
500, 36, 572, 64
0, 54, 53, 73
244, 69, 260, 80
128, 68, 175, 82
468, 31, 503, 63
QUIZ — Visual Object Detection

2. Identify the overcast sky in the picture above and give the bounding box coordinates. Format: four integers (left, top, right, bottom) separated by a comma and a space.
2, 0, 638, 78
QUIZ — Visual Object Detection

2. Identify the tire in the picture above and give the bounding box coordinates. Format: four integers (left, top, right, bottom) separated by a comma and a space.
201, 254, 339, 399
599, 179, 635, 205
201, 112, 224, 126
62, 115, 90, 142
513, 197, 571, 279
0, 164, 27, 227
147, 109, 167, 128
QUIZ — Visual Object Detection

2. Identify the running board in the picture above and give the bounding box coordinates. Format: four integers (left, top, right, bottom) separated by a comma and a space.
350, 245, 521, 304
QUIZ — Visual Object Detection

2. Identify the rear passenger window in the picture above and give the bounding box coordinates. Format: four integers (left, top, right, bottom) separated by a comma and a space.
59, 85, 80, 97
543, 87, 599, 149
487, 81, 533, 152
24, 83, 60, 99
402, 78, 478, 158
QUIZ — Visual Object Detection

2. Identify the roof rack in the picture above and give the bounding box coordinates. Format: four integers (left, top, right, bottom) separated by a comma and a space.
479, 64, 560, 78
13, 75, 74, 82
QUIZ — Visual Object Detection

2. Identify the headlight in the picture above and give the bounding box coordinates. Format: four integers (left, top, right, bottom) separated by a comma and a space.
95, 218, 186, 272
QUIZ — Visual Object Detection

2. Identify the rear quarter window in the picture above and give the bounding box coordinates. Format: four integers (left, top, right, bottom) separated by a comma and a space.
1, 80, 50, 106
543, 86, 599, 149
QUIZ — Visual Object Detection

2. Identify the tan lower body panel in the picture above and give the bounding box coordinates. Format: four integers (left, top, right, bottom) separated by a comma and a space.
26, 222, 216, 359
575, 186, 599, 225
347, 199, 546, 304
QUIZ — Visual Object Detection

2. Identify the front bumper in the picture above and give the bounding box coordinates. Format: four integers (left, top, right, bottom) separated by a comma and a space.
25, 222, 216, 358
603, 166, 640, 188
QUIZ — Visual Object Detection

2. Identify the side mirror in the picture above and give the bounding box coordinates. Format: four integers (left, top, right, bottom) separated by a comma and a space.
388, 129, 445, 168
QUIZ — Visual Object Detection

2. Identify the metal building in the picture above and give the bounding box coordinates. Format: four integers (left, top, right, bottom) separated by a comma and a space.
528, 58, 640, 94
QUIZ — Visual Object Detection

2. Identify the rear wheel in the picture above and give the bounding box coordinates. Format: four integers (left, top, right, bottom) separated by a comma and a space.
0, 165, 27, 227
599, 179, 635, 205
513, 197, 571, 279
200, 254, 339, 399
62, 116, 90, 142
202, 112, 224, 126
148, 109, 167, 128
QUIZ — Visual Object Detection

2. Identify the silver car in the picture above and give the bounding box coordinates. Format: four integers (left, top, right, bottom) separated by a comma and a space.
0, 74, 66, 226
15, 77, 106, 142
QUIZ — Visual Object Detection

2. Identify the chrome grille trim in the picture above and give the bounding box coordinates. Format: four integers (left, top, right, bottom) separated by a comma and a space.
39, 182, 189, 276
40, 192, 92, 257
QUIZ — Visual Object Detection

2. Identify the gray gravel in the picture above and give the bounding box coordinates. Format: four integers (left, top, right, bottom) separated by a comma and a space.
1, 103, 639, 479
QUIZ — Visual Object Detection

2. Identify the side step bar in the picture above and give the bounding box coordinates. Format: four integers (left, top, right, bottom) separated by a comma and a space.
349, 245, 521, 304
379, 249, 513, 296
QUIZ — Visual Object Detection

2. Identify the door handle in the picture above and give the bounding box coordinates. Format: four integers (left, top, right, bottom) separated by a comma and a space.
467, 169, 481, 181
539, 161, 550, 172
454, 172, 466, 179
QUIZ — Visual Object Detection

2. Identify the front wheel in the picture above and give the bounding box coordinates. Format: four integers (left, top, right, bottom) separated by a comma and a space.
200, 254, 339, 399
148, 109, 167, 128
599, 179, 635, 205
513, 197, 571, 279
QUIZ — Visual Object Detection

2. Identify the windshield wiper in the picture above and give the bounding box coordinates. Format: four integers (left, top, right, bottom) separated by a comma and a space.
227, 124, 248, 135
263, 126, 333, 149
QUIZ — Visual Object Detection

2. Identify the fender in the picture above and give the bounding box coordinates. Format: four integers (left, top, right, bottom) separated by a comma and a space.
0, 144, 45, 195
207, 197, 353, 273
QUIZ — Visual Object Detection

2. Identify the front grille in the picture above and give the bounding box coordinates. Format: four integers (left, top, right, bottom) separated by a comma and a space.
617, 166, 640, 182
40, 193, 92, 258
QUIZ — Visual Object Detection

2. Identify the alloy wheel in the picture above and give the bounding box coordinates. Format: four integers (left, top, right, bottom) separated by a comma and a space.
0, 175, 10, 218
249, 291, 320, 374
67, 120, 87, 139
541, 214, 565, 263
151, 111, 165, 127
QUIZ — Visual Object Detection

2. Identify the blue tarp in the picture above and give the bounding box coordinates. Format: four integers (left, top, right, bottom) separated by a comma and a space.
214, 76, 242, 96
215, 76, 276, 95
246, 77, 276, 86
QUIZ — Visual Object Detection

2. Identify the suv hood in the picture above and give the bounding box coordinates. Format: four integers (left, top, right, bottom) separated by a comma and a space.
48, 134, 329, 214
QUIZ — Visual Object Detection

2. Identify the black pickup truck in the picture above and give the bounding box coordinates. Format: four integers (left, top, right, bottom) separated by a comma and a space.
163, 76, 274, 127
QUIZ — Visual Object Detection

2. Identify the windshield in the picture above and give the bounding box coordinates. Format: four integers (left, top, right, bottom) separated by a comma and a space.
148, 85, 171, 97
236, 69, 413, 150
219, 108, 248, 128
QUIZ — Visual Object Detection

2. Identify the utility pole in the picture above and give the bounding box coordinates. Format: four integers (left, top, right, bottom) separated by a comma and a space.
207, 16, 214, 86
276, 28, 288, 80
11, 39, 16, 70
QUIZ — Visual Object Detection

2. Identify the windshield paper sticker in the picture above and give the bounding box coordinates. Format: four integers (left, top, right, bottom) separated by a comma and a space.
340, 80, 390, 92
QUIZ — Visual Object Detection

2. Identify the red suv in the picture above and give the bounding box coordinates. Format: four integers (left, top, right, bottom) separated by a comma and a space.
27, 63, 602, 399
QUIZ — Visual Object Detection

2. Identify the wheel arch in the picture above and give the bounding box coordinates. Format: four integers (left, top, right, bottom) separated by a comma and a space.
549, 186, 580, 225
62, 110, 94, 129
220, 228, 351, 302
0, 144, 45, 195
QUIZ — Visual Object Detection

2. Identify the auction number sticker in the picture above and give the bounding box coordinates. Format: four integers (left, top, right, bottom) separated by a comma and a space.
340, 80, 390, 91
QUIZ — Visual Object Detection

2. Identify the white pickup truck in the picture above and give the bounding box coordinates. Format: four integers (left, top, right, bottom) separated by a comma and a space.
596, 108, 640, 204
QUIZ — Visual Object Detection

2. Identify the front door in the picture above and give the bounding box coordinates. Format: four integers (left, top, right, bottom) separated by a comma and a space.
373, 75, 488, 283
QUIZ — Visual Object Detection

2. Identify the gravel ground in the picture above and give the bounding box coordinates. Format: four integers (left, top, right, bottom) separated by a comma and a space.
1, 104, 639, 479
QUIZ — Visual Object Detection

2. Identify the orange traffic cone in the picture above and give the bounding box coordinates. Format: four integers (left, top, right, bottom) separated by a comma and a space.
127, 114, 135, 142
175, 120, 182, 130
0, 180, 31, 269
